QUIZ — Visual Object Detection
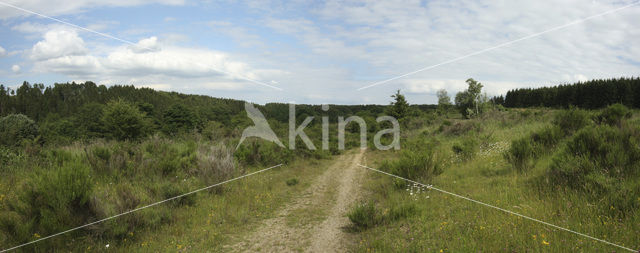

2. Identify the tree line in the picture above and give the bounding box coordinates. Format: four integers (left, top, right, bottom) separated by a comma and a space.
0, 81, 431, 145
498, 77, 640, 109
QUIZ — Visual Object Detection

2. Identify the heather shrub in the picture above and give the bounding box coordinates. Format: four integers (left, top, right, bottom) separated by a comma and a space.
505, 138, 535, 172
548, 125, 640, 214
552, 108, 591, 133
595, 103, 632, 126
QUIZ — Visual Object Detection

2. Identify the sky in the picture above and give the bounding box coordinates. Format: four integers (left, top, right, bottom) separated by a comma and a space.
0, 0, 639, 105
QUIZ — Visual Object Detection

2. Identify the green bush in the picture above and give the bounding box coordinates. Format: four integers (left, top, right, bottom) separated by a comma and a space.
553, 108, 591, 133
234, 140, 294, 166
380, 148, 444, 184
505, 138, 535, 172
452, 138, 477, 161
530, 126, 563, 149
0, 159, 94, 245
348, 202, 378, 229
103, 100, 148, 141
286, 178, 299, 186
548, 125, 640, 214
595, 103, 631, 126
0, 114, 39, 146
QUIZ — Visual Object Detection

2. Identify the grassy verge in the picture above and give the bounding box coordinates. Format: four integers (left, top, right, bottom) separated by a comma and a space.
351, 109, 640, 252
68, 154, 335, 252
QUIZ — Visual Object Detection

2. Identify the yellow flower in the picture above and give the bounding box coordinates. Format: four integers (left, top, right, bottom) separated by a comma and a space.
542, 240, 550, 245
33, 233, 41, 239
532, 235, 537, 240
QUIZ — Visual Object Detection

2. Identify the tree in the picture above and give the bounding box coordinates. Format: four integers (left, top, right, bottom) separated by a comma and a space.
455, 78, 484, 118
102, 100, 147, 141
77, 103, 105, 138
436, 89, 452, 115
0, 114, 39, 146
162, 104, 200, 135
388, 90, 409, 119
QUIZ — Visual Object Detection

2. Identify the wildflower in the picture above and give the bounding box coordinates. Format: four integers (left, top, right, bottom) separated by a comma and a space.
106, 244, 110, 248
33, 233, 40, 239
542, 240, 550, 245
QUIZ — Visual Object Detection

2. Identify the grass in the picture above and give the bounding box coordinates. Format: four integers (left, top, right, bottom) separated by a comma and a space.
67, 155, 334, 252
353, 108, 640, 252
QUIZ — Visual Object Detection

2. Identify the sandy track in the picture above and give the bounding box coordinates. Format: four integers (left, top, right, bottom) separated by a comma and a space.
228, 149, 365, 252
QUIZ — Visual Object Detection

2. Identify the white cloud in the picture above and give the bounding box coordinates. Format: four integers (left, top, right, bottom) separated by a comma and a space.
0, 46, 5, 57
30, 29, 88, 60
29, 34, 273, 92
130, 36, 160, 53
11, 65, 21, 73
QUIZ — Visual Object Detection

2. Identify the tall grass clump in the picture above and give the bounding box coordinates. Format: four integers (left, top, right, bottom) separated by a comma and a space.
348, 202, 378, 229
380, 148, 444, 184
548, 124, 640, 215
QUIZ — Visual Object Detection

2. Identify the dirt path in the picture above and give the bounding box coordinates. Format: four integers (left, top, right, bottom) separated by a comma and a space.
227, 149, 365, 252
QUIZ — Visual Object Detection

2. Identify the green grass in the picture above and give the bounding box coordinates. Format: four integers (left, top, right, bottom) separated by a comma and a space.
353, 108, 640, 252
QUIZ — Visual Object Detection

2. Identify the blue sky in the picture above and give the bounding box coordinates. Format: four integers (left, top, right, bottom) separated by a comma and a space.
1, 0, 639, 104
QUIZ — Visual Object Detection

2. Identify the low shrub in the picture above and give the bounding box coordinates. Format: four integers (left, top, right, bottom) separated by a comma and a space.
0, 159, 94, 245
530, 125, 563, 149
380, 148, 444, 184
234, 140, 294, 166
595, 103, 632, 126
505, 138, 535, 172
286, 178, 299, 186
452, 138, 477, 161
548, 125, 640, 214
348, 202, 378, 229
442, 121, 481, 136
194, 144, 237, 186
553, 108, 591, 133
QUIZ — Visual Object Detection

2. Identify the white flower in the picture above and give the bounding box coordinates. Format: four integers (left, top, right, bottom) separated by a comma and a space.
106, 244, 110, 248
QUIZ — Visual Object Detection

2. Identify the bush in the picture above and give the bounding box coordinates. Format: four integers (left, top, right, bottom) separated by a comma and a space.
595, 103, 631, 126
452, 138, 477, 161
103, 100, 148, 141
234, 140, 294, 166
553, 108, 591, 133
505, 138, 535, 172
162, 104, 201, 135
0, 159, 94, 245
286, 178, 299, 186
530, 126, 563, 149
0, 114, 39, 146
348, 202, 378, 229
548, 125, 640, 214
194, 144, 236, 186
380, 148, 444, 184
